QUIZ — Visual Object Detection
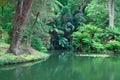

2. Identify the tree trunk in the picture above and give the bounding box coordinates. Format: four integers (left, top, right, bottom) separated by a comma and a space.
26, 12, 40, 54
108, 0, 114, 28
111, 0, 114, 28
8, 0, 33, 55
79, 0, 91, 13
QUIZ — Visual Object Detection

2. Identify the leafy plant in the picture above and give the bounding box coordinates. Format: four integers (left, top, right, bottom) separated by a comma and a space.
72, 28, 92, 52
105, 40, 120, 52
92, 40, 105, 51
79, 24, 102, 38
105, 27, 120, 40
58, 37, 72, 49
31, 37, 47, 52
72, 24, 103, 52
73, 32, 90, 45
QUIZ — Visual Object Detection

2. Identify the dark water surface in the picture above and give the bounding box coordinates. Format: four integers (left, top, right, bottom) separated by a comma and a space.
0, 52, 120, 80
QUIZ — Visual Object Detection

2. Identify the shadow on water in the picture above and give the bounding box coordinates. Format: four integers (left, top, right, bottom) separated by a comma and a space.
0, 51, 120, 80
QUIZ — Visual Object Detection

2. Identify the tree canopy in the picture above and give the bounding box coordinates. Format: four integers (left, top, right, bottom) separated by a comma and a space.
0, 0, 120, 55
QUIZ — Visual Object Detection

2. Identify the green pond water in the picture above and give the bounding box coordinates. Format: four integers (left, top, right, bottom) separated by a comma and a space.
0, 52, 120, 80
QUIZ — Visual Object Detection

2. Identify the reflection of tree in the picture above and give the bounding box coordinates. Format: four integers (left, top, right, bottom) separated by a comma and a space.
30, 52, 75, 80
14, 66, 33, 80
14, 67, 23, 80
1, 53, 120, 80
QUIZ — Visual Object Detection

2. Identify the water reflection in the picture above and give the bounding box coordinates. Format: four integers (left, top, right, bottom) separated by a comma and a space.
0, 52, 120, 80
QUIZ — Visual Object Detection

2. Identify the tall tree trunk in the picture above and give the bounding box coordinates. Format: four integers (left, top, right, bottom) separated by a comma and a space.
8, 0, 33, 55
108, 0, 114, 28
111, 0, 114, 28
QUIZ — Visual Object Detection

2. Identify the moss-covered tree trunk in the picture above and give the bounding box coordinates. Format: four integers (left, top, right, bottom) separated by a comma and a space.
8, 0, 33, 55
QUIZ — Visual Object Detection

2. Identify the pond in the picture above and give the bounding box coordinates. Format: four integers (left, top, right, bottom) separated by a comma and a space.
0, 51, 120, 80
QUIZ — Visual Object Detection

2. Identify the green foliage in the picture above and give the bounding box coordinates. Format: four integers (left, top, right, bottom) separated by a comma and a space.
59, 37, 68, 47
105, 27, 120, 40
105, 27, 120, 36
115, 0, 120, 27
60, 6, 71, 14
1, 0, 120, 55
31, 36, 47, 52
67, 0, 84, 14
74, 13, 86, 26
50, 1, 86, 50
79, 24, 102, 35
72, 24, 103, 52
22, 26, 48, 53
72, 32, 91, 47
100, 27, 120, 43
0, 4, 14, 42
57, 0, 68, 6
92, 40, 105, 51
75, 24, 102, 40
105, 41, 120, 52
72, 24, 120, 53
49, 28, 72, 49
58, 37, 72, 49
0, 26, 9, 42
85, 0, 108, 27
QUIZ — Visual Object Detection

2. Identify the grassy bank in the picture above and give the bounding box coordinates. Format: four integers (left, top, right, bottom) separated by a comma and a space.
0, 42, 49, 66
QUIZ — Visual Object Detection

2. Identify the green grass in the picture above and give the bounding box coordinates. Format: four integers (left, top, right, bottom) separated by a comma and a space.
0, 42, 49, 65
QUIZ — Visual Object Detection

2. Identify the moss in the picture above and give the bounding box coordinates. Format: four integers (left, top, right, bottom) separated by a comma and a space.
0, 42, 49, 66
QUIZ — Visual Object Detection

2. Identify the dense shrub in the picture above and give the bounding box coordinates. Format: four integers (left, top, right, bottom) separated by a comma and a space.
72, 24, 120, 53
72, 24, 101, 52
105, 41, 120, 52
